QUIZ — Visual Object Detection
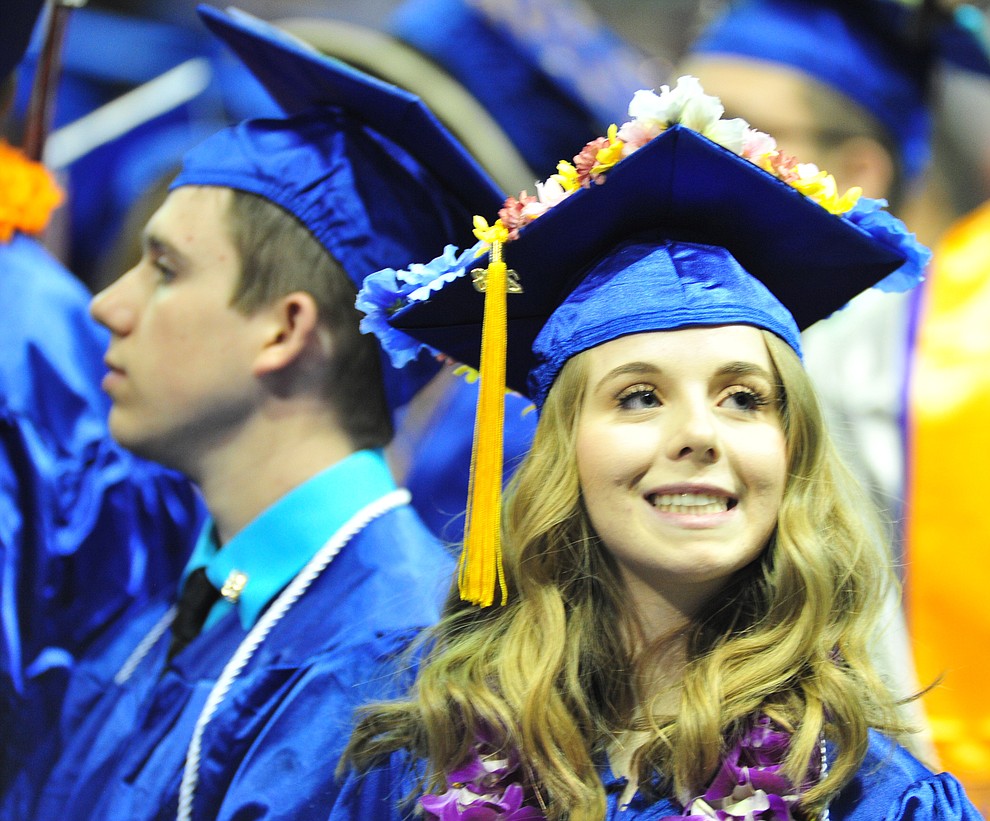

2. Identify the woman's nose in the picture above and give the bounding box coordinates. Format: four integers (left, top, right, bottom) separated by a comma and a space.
665, 400, 719, 464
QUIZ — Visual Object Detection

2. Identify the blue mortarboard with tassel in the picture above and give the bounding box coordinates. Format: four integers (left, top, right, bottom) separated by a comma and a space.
357, 77, 930, 606
382, 122, 924, 406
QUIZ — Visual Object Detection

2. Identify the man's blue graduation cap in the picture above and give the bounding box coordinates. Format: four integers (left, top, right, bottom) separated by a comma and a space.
171, 5, 504, 410
691, 0, 990, 183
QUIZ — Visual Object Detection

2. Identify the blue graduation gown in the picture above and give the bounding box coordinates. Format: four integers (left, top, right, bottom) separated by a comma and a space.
28, 497, 453, 821
0, 234, 202, 797
328, 730, 982, 820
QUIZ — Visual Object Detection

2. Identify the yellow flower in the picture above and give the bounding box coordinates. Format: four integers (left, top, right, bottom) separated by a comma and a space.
0, 141, 64, 243
790, 166, 861, 214
826, 184, 863, 214
551, 160, 580, 193
592, 124, 625, 176
472, 215, 509, 251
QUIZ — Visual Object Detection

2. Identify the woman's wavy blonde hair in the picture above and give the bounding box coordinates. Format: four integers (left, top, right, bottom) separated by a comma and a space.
344, 329, 908, 820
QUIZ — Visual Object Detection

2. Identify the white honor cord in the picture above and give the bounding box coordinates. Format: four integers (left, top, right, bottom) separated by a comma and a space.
176, 488, 411, 821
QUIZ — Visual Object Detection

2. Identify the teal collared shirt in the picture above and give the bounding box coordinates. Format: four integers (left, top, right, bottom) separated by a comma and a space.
183, 449, 398, 631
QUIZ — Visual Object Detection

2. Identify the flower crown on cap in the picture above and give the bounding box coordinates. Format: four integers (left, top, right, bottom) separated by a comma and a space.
359, 75, 930, 373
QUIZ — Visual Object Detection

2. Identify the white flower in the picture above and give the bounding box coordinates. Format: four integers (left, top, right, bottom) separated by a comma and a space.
703, 116, 750, 154
679, 90, 725, 134
534, 177, 569, 208
627, 88, 674, 125
626, 76, 748, 156
723, 786, 772, 821
627, 76, 711, 126
664, 75, 711, 121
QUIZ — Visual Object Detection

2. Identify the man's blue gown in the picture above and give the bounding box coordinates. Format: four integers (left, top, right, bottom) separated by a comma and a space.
24, 452, 453, 821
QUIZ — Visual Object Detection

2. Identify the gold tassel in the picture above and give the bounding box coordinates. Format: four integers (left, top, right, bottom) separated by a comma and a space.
460, 239, 518, 606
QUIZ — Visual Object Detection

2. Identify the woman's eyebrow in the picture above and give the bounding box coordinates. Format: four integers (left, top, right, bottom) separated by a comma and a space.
592, 361, 662, 394
715, 361, 776, 382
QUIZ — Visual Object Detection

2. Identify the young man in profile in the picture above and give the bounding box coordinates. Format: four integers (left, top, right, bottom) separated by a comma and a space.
15, 8, 504, 820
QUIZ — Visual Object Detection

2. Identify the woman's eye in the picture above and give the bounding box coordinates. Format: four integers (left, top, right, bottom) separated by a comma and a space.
722, 388, 769, 412
617, 385, 660, 410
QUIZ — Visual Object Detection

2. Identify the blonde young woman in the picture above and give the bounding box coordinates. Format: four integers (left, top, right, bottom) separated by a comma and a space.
333, 79, 980, 820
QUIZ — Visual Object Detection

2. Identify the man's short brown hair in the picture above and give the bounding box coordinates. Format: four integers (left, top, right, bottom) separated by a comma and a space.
224, 189, 392, 450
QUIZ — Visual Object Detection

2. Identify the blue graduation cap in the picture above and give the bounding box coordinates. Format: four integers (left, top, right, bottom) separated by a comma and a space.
389, 0, 658, 176
691, 0, 990, 183
171, 4, 504, 409
383, 123, 924, 406
356, 79, 929, 604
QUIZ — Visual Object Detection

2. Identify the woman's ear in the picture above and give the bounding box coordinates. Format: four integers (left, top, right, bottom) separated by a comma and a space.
830, 135, 896, 201
252, 291, 327, 377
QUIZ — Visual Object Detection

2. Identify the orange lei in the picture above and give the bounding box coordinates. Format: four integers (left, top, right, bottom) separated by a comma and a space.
0, 140, 64, 243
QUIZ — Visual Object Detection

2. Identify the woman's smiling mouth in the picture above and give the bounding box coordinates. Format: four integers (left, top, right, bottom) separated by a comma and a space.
646, 492, 738, 514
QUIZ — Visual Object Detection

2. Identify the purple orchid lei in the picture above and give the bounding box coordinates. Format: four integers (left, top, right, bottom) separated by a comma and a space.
420, 742, 547, 821
662, 716, 820, 821
420, 716, 817, 821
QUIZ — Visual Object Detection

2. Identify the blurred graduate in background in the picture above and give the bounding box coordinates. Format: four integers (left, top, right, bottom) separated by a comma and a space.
0, 0, 203, 801
681, 0, 990, 803
6, 0, 671, 547
5, 4, 522, 816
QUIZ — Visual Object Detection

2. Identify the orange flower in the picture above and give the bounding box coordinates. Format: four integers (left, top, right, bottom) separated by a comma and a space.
0, 140, 64, 243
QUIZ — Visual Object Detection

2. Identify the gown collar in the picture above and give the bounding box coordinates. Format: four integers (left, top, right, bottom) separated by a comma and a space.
183, 449, 397, 630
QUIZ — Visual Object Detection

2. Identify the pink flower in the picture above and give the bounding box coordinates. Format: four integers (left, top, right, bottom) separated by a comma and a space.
574, 136, 610, 187
741, 129, 777, 162
617, 119, 663, 154
765, 151, 801, 184
499, 193, 539, 240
